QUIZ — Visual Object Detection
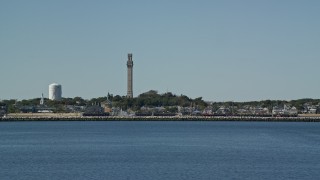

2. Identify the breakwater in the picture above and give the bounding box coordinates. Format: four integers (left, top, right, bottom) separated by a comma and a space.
1, 116, 320, 122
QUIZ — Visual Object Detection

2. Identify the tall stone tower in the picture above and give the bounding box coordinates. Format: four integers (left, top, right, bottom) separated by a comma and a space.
127, 53, 133, 98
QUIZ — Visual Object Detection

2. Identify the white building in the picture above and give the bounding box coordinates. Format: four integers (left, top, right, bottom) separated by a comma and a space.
272, 105, 298, 116
49, 83, 62, 100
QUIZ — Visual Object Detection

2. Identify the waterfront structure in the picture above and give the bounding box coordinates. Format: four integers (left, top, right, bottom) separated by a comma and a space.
127, 53, 133, 98
49, 83, 62, 100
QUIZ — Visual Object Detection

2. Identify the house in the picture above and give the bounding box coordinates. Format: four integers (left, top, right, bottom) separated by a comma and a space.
215, 106, 231, 115
101, 99, 112, 113
272, 105, 298, 116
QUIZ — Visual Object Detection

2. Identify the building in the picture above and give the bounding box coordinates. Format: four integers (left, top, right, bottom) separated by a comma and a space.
49, 83, 62, 100
83, 105, 109, 116
0, 104, 7, 117
272, 105, 298, 116
127, 53, 133, 98
101, 98, 112, 113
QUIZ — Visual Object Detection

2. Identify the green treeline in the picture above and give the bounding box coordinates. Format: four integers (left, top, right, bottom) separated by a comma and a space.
1, 90, 320, 113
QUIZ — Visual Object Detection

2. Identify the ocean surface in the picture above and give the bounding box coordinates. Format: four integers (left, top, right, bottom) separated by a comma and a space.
0, 121, 319, 180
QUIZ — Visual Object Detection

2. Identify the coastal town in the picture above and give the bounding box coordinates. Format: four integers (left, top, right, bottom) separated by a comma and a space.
1, 90, 320, 120
1, 54, 320, 120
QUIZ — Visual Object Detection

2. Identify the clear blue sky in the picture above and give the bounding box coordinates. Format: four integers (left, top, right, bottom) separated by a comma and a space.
1, 0, 319, 101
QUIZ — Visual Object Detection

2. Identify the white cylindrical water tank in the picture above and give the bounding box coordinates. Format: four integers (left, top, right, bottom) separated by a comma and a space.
49, 83, 62, 100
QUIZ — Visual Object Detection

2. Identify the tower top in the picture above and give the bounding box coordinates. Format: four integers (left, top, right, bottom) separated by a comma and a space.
128, 53, 132, 61
127, 53, 133, 67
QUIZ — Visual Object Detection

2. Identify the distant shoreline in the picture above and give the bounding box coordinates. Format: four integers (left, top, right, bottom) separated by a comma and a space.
1, 114, 320, 122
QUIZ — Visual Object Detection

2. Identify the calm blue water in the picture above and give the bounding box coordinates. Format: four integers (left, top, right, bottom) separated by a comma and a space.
0, 121, 319, 180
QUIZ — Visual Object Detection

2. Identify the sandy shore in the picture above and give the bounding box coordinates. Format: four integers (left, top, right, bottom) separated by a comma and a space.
6, 113, 82, 118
